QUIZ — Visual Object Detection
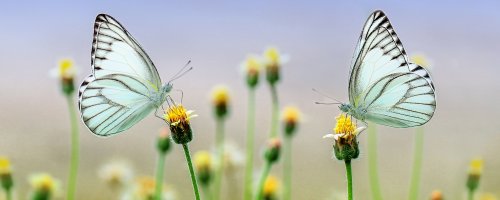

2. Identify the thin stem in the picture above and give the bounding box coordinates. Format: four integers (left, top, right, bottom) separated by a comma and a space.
468, 188, 474, 200
201, 185, 212, 200
66, 95, 79, 200
345, 159, 353, 200
254, 161, 272, 200
283, 136, 292, 200
182, 143, 201, 200
269, 84, 279, 138
368, 124, 383, 200
154, 152, 166, 200
244, 88, 256, 200
213, 118, 225, 200
408, 127, 424, 200
6, 188, 12, 200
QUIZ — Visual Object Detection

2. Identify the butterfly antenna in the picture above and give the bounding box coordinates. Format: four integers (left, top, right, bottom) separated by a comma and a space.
168, 60, 193, 83
312, 88, 342, 104
174, 89, 184, 104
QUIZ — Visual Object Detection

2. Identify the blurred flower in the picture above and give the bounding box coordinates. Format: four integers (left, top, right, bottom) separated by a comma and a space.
0, 156, 13, 192
282, 106, 301, 137
223, 142, 245, 171
242, 55, 261, 88
121, 176, 176, 200
263, 47, 288, 85
211, 85, 230, 119
265, 138, 281, 164
194, 151, 213, 186
410, 54, 431, 70
467, 157, 483, 192
29, 173, 61, 200
157, 127, 172, 154
263, 175, 280, 200
163, 104, 197, 144
480, 193, 497, 200
51, 58, 77, 95
98, 160, 134, 189
430, 190, 443, 200
323, 115, 365, 161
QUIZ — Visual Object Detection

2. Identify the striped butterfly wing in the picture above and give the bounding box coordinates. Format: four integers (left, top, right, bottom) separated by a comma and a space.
79, 14, 162, 136
348, 10, 436, 128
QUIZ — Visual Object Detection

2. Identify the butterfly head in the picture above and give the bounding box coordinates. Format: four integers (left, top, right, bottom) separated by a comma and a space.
339, 103, 351, 113
161, 83, 173, 94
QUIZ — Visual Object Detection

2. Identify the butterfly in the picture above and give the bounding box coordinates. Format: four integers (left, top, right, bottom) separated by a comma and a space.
338, 10, 436, 128
78, 14, 185, 137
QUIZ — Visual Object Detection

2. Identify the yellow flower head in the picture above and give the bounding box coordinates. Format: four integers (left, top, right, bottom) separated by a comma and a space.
480, 193, 498, 200
469, 157, 484, 176
430, 190, 443, 200
194, 151, 212, 171
282, 106, 300, 124
211, 85, 230, 108
0, 157, 12, 175
265, 47, 280, 66
410, 54, 431, 70
244, 55, 261, 76
58, 58, 76, 80
132, 176, 176, 200
334, 114, 356, 135
263, 175, 280, 198
164, 104, 195, 126
29, 173, 61, 196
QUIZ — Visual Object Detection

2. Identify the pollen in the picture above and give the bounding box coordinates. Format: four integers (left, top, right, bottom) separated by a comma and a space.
334, 114, 356, 135
164, 104, 191, 125
0, 156, 11, 175
264, 47, 280, 65
58, 58, 75, 79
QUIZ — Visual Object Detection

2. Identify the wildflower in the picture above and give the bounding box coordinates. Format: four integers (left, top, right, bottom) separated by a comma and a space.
410, 54, 431, 69
98, 160, 134, 189
51, 58, 77, 95
263, 175, 280, 200
282, 106, 301, 137
430, 190, 443, 200
323, 114, 365, 161
194, 151, 213, 186
29, 173, 61, 200
157, 127, 172, 154
0, 157, 13, 193
124, 176, 176, 200
211, 85, 230, 119
265, 138, 281, 164
163, 104, 197, 144
480, 193, 497, 200
242, 55, 261, 88
263, 47, 287, 85
466, 157, 483, 193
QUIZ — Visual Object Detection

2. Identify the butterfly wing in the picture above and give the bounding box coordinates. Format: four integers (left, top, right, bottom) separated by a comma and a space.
348, 10, 436, 128
79, 14, 163, 136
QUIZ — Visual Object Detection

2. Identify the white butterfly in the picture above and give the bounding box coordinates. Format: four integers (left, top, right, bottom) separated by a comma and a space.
78, 14, 180, 136
339, 10, 436, 128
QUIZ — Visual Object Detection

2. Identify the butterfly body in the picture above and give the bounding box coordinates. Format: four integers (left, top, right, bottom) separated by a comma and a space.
78, 14, 173, 137
342, 10, 436, 128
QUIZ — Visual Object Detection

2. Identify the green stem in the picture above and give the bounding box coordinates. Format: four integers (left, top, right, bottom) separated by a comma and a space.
255, 161, 272, 200
244, 88, 256, 200
201, 185, 212, 200
6, 188, 12, 200
66, 95, 79, 200
182, 144, 201, 200
368, 124, 383, 200
345, 159, 353, 200
468, 188, 474, 200
269, 84, 279, 138
283, 136, 292, 200
213, 118, 225, 200
154, 152, 166, 200
408, 127, 424, 200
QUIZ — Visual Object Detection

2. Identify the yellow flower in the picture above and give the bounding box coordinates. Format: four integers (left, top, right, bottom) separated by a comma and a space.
480, 193, 497, 200
0, 157, 11, 175
263, 175, 280, 199
242, 55, 261, 88
58, 58, 76, 80
430, 190, 443, 200
194, 151, 212, 171
323, 114, 365, 160
131, 176, 176, 200
334, 114, 356, 135
282, 106, 301, 136
469, 157, 483, 176
29, 173, 61, 197
410, 54, 431, 69
98, 160, 133, 188
211, 85, 230, 118
265, 47, 280, 66
263, 47, 288, 85
164, 104, 197, 144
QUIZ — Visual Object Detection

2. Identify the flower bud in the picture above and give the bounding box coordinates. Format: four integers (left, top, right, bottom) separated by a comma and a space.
430, 190, 443, 200
58, 59, 76, 96
157, 127, 172, 154
264, 47, 282, 86
0, 157, 13, 191
164, 105, 197, 144
211, 86, 230, 119
466, 158, 483, 192
194, 151, 213, 186
265, 138, 281, 164
282, 106, 300, 137
242, 56, 261, 88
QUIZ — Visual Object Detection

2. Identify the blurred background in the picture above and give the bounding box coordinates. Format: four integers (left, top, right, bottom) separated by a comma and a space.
1, 0, 500, 199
